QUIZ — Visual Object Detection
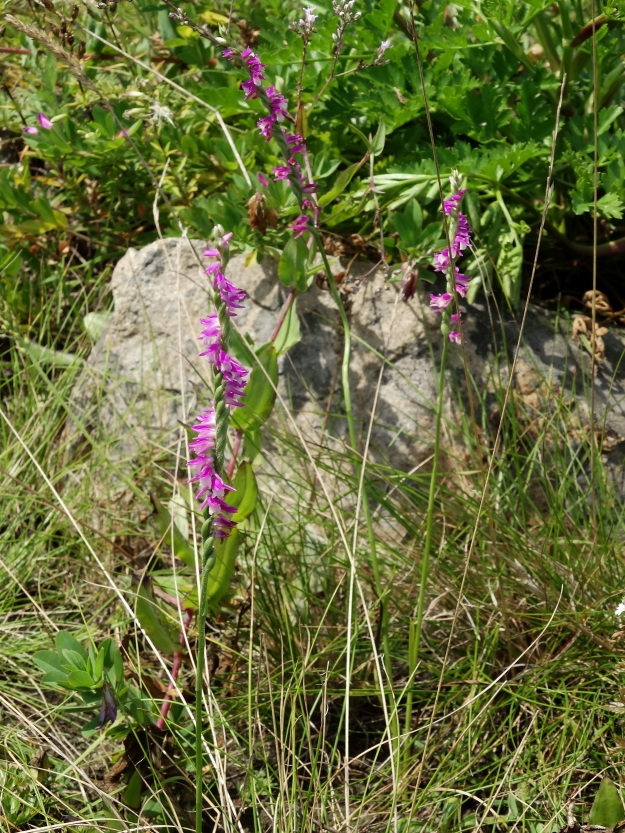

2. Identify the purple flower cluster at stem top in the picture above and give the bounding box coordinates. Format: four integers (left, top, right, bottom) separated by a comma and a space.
222, 45, 318, 239
187, 233, 249, 538
429, 173, 473, 344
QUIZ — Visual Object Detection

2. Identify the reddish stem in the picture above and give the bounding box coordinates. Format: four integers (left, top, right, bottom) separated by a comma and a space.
155, 608, 194, 730
270, 287, 297, 341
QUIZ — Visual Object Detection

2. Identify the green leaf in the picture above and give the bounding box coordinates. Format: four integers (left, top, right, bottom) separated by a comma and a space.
133, 578, 179, 655
61, 649, 88, 671
23, 340, 81, 368
66, 670, 97, 689
242, 427, 262, 463
497, 237, 523, 308
391, 199, 422, 249
151, 493, 195, 569
93, 647, 105, 682
33, 650, 69, 684
122, 770, 143, 810
101, 638, 124, 688
229, 462, 258, 522
229, 328, 256, 366
273, 296, 301, 355
372, 118, 386, 156
205, 528, 240, 609
590, 778, 625, 827
348, 123, 371, 150
56, 632, 88, 663
232, 344, 278, 433
319, 157, 367, 208
489, 19, 535, 74
278, 236, 309, 290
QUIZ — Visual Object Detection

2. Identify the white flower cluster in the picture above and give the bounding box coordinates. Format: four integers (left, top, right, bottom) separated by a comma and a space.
332, 0, 361, 33
375, 39, 391, 64
299, 7, 317, 35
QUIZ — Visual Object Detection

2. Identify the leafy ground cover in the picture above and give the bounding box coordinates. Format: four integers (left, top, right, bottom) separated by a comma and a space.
2, 0, 625, 830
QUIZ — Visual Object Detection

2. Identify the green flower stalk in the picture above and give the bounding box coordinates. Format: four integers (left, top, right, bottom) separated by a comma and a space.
187, 226, 249, 833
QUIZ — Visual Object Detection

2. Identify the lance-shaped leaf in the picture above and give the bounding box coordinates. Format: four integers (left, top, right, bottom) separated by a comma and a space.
229, 461, 258, 522
151, 493, 195, 569
132, 576, 179, 655
319, 155, 368, 208
232, 344, 278, 433
273, 295, 301, 355
372, 118, 386, 157
33, 650, 70, 685
589, 778, 625, 827
205, 528, 239, 609
278, 236, 309, 290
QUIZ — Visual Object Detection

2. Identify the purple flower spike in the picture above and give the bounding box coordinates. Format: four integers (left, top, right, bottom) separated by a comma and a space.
258, 172, 269, 188
430, 171, 473, 346
38, 112, 53, 130
23, 126, 38, 135
204, 247, 221, 258
291, 215, 310, 238
222, 47, 236, 60
213, 270, 246, 314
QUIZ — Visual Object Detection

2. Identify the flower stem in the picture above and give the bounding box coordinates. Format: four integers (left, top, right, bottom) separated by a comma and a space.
195, 519, 216, 833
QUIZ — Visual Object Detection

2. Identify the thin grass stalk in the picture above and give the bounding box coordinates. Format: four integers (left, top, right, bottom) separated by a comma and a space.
589, 0, 599, 528
316, 237, 400, 775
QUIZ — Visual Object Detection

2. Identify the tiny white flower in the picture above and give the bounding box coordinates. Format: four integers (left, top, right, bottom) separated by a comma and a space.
149, 101, 174, 127
616, 601, 625, 617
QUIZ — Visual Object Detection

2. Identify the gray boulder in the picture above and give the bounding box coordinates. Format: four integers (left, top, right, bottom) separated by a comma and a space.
66, 237, 625, 501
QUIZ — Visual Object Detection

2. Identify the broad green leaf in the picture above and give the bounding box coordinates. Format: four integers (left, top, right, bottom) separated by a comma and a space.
66, 670, 97, 689
61, 649, 87, 671
589, 778, 625, 827
278, 236, 308, 290
56, 632, 88, 663
273, 296, 301, 355
372, 118, 386, 156
319, 157, 367, 208
232, 344, 278, 433
151, 493, 195, 569
205, 528, 239, 609
242, 427, 262, 464
33, 650, 69, 684
392, 199, 422, 249
230, 462, 258, 522
133, 578, 179, 655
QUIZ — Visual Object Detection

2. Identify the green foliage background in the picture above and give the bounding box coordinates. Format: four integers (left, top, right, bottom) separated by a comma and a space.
2, 0, 625, 345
